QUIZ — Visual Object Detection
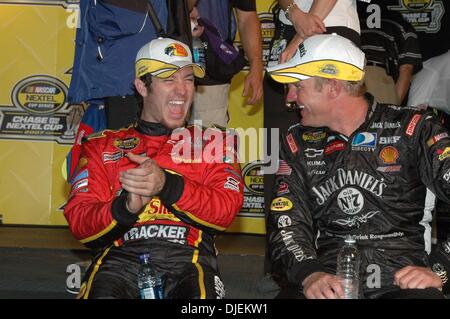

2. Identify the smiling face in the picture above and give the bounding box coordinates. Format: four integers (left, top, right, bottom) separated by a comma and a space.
286, 77, 332, 128
136, 67, 195, 129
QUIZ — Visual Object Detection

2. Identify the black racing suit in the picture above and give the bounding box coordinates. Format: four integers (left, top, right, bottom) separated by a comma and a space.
268, 95, 450, 298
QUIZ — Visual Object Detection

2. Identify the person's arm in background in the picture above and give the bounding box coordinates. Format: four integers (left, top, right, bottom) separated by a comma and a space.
279, 0, 336, 63
278, 0, 330, 39
391, 11, 423, 105
235, 8, 264, 105
396, 64, 414, 104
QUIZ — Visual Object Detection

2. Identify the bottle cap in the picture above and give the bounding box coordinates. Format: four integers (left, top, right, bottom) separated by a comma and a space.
344, 235, 356, 244
139, 253, 150, 263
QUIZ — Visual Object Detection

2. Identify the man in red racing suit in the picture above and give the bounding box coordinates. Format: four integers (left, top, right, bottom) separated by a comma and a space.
64, 37, 243, 299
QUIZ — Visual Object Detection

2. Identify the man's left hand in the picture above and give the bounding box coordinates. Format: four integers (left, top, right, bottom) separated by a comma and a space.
394, 265, 443, 289
120, 152, 166, 198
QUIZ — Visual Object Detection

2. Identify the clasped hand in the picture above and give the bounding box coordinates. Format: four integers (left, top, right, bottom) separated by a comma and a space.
119, 152, 166, 214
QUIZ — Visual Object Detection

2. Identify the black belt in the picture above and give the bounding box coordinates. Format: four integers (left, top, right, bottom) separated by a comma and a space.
366, 61, 385, 68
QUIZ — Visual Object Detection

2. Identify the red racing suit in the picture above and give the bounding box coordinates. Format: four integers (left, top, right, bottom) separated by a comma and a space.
64, 120, 243, 298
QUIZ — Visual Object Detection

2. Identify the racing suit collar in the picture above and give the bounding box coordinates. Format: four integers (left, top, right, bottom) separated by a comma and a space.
135, 119, 173, 136
364, 93, 378, 122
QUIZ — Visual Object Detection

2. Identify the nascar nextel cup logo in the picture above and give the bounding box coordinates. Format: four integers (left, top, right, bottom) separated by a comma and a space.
402, 0, 432, 10
11, 76, 67, 115
242, 161, 264, 196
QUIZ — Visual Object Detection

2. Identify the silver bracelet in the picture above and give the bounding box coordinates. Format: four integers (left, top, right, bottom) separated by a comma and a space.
284, 2, 298, 21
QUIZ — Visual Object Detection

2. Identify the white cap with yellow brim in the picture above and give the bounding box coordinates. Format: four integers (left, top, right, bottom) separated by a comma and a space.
267, 33, 365, 84
135, 37, 205, 79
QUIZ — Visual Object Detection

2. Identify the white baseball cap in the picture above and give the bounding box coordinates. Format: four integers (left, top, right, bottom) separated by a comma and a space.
267, 34, 365, 84
135, 37, 205, 78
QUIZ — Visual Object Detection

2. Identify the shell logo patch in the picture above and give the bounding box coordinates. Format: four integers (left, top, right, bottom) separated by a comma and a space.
379, 146, 399, 164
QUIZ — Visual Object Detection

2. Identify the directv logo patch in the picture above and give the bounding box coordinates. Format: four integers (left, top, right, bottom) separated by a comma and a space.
352, 132, 377, 152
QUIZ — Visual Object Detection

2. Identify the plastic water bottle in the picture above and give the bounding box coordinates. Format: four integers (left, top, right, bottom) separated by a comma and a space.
336, 235, 360, 299
192, 36, 206, 70
137, 253, 164, 299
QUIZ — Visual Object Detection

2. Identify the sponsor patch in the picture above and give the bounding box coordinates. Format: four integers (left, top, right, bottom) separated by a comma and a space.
406, 114, 421, 136
102, 151, 123, 163
310, 169, 326, 175
70, 169, 88, 185
113, 137, 140, 150
278, 215, 292, 228
443, 242, 450, 254
277, 182, 290, 196
302, 131, 326, 143
427, 132, 449, 147
325, 141, 346, 155
224, 177, 240, 192
304, 148, 324, 158
444, 169, 450, 183
319, 63, 337, 76
139, 198, 180, 222
214, 276, 225, 299
307, 160, 325, 166
337, 187, 364, 215
122, 224, 187, 244
286, 133, 298, 154
379, 146, 399, 164
377, 165, 402, 173
276, 160, 293, 176
351, 132, 377, 151
271, 197, 293, 211
71, 178, 88, 194
379, 136, 401, 144
438, 147, 450, 161
165, 43, 188, 57
370, 121, 401, 129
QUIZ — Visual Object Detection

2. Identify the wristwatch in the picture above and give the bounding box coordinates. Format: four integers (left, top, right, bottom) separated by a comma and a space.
432, 263, 448, 285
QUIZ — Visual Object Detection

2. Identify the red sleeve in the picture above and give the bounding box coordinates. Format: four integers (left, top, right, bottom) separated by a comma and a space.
159, 130, 244, 233
64, 136, 138, 249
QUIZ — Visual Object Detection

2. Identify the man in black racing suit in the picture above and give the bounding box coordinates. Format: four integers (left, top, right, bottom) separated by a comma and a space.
266, 34, 450, 299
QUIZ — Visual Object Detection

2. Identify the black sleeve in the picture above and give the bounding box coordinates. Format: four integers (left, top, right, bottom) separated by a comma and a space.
267, 133, 326, 288
230, 0, 256, 11
389, 12, 423, 74
415, 111, 450, 292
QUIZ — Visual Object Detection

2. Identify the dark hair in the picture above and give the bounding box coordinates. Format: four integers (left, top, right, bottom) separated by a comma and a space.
135, 73, 153, 117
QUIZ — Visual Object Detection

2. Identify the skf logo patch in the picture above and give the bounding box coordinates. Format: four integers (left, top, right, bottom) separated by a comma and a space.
379, 146, 399, 164
113, 137, 140, 150
165, 43, 188, 57
437, 147, 450, 161
302, 131, 326, 142
270, 197, 293, 211
286, 133, 298, 154
406, 114, 421, 136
